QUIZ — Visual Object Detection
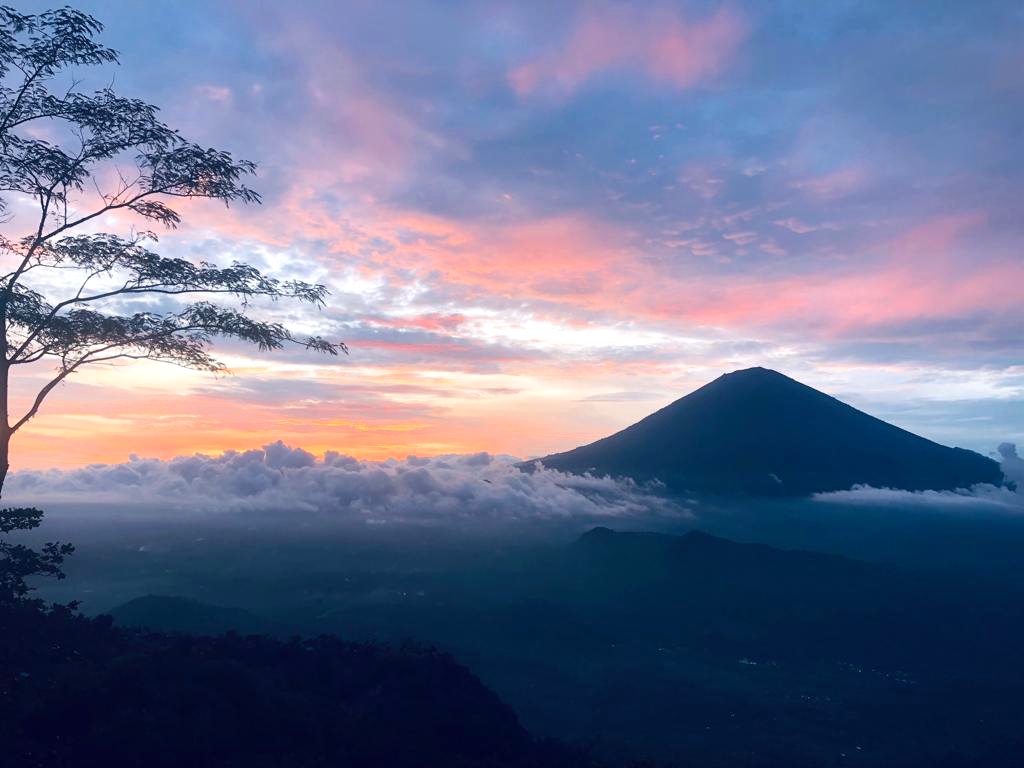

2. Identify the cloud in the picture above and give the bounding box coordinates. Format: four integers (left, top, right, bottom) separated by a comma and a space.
773, 218, 821, 234
813, 484, 1022, 511
812, 443, 1023, 512
509, 5, 747, 98
5, 442, 685, 525
790, 165, 869, 201
194, 84, 233, 104
998, 442, 1024, 488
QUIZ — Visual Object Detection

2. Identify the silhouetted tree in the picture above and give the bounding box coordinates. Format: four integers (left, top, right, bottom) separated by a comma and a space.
0, 505, 72, 605
0, 6, 344, 496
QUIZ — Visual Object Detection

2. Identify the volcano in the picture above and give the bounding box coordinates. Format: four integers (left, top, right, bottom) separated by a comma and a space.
530, 367, 1003, 496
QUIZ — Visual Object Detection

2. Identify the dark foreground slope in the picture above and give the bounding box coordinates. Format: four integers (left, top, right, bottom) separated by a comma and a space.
533, 367, 1002, 495
0, 600, 606, 768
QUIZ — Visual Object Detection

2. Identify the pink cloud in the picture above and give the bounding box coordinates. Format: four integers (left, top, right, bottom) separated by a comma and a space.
179, 188, 1019, 346
509, 5, 747, 98
326, 209, 636, 305
651, 212, 1021, 334
884, 211, 986, 257
366, 313, 469, 333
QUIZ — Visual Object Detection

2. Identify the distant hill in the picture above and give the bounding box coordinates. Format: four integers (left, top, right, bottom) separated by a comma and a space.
109, 595, 284, 636
559, 526, 1024, 671
568, 525, 891, 599
531, 367, 1003, 496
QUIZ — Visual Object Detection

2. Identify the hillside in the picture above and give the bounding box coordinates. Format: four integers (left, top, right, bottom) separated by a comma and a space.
0, 599, 605, 768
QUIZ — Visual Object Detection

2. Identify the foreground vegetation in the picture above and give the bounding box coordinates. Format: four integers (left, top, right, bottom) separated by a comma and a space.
0, 596, 633, 768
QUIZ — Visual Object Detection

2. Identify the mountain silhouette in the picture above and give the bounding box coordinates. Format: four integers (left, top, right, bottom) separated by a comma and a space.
560, 526, 1024, 672
531, 367, 1003, 496
568, 525, 883, 593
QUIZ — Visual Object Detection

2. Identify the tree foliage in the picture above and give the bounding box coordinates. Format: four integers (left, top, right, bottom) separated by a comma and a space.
0, 6, 344, 491
0, 505, 72, 605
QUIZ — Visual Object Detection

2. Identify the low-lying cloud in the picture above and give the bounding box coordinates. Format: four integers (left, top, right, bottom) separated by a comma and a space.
813, 443, 1024, 512
6, 442, 684, 525
10, 442, 1022, 524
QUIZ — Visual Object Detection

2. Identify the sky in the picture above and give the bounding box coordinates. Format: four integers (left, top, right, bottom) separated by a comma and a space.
6, 0, 1024, 470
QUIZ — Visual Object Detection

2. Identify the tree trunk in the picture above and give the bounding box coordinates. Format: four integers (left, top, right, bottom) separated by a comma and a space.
0, 358, 9, 500
1, 302, 8, 500
0, 425, 8, 500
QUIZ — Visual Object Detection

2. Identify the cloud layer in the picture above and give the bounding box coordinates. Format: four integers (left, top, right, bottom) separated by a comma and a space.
5, 442, 683, 525
10, 440, 1022, 526
813, 443, 1024, 512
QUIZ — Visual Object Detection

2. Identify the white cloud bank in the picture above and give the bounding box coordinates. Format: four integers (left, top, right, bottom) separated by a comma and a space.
5, 442, 684, 525
9, 442, 1021, 522
813, 443, 1024, 512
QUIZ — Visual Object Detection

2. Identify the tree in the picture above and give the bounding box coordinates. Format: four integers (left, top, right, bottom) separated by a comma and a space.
0, 504, 72, 605
0, 6, 344, 497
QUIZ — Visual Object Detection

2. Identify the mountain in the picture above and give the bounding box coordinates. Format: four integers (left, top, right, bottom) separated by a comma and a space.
531, 367, 1003, 496
567, 525, 893, 601
560, 526, 1024, 672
